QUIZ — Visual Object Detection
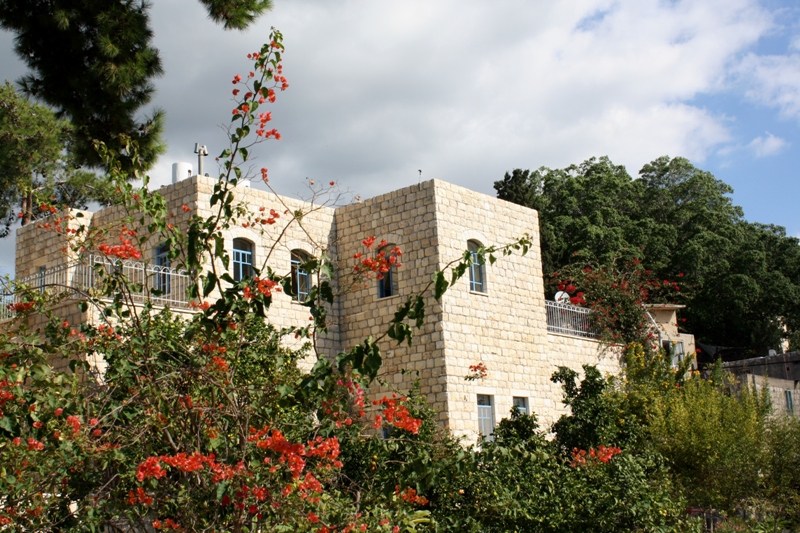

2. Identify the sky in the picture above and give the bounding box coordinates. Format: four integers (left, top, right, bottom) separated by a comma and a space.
2, 0, 800, 275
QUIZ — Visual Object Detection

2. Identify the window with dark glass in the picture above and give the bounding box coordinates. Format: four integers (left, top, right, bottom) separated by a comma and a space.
155, 243, 170, 294
377, 243, 398, 298
291, 250, 311, 302
468, 240, 485, 293
232, 238, 254, 282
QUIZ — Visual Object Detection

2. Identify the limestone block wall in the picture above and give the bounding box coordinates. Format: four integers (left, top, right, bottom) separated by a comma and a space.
334, 181, 447, 419
745, 374, 799, 417
430, 180, 553, 441
15, 209, 92, 280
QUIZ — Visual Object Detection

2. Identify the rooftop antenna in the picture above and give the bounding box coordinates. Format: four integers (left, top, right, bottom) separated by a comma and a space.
194, 143, 208, 177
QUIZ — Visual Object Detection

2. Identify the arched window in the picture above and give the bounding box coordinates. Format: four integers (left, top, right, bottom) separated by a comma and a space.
155, 243, 170, 293
377, 243, 398, 298
468, 240, 485, 293
290, 250, 311, 302
232, 238, 254, 282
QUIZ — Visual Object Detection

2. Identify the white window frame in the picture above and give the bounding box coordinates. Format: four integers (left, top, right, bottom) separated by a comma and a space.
512, 396, 528, 416
477, 394, 495, 440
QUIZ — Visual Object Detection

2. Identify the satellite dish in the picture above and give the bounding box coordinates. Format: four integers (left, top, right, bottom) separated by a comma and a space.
554, 291, 570, 303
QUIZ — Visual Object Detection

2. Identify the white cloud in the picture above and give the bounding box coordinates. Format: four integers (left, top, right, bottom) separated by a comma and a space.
747, 132, 788, 157
736, 52, 800, 120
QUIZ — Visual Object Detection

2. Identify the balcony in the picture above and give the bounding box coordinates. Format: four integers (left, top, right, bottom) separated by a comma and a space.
1, 255, 193, 321
545, 300, 598, 339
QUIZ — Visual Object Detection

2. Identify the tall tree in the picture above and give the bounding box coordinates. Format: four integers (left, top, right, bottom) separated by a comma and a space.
0, 0, 165, 172
0, 0, 274, 172
0, 82, 103, 235
495, 156, 800, 354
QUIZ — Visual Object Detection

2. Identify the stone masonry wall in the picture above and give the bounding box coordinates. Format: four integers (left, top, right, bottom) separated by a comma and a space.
334, 181, 446, 422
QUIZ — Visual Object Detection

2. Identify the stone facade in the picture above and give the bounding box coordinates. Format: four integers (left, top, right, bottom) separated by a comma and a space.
646, 304, 696, 368
10, 175, 620, 442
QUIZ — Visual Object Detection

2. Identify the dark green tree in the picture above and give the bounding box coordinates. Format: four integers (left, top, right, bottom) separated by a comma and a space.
495, 156, 800, 354
0, 0, 274, 172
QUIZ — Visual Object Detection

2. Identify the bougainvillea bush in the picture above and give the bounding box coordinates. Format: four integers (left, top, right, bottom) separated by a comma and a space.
548, 258, 685, 349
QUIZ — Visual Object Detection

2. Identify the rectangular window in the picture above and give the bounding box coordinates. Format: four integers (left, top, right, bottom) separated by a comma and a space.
675, 341, 685, 362
477, 394, 495, 440
377, 265, 397, 298
291, 252, 311, 301
233, 239, 254, 282
512, 396, 528, 416
786, 390, 794, 416
663, 340, 686, 366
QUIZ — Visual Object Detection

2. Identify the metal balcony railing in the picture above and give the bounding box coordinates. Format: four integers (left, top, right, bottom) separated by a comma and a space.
545, 300, 599, 339
1, 255, 193, 321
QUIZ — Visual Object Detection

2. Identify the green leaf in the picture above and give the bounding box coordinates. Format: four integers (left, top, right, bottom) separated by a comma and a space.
434, 271, 449, 300
319, 282, 334, 305
216, 481, 229, 501
203, 273, 217, 297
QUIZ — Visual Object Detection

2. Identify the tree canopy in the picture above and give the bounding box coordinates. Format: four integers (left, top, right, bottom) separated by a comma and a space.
495, 156, 800, 354
0, 0, 274, 172
0, 82, 105, 235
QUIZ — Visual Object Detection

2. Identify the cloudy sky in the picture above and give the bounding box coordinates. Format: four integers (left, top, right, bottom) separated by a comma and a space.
2, 0, 800, 274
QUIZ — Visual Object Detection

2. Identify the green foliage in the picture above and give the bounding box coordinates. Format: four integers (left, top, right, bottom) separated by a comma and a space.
647, 372, 770, 513
492, 407, 548, 452
550, 365, 636, 454
427, 405, 684, 533
762, 415, 800, 526
0, 0, 167, 172
0, 82, 106, 234
0, 0, 277, 172
617, 343, 692, 435
496, 156, 800, 353
198, 0, 274, 30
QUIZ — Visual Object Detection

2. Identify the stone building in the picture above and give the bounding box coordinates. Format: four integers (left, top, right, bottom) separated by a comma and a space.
645, 304, 696, 368
724, 351, 800, 417
6, 173, 619, 442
